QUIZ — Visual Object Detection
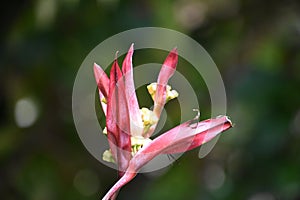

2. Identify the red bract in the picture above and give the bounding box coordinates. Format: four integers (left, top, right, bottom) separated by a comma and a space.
93, 44, 233, 200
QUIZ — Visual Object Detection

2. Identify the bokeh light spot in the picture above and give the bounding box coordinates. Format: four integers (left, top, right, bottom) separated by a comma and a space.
203, 163, 226, 191
174, 1, 206, 30
36, 0, 57, 28
14, 97, 38, 128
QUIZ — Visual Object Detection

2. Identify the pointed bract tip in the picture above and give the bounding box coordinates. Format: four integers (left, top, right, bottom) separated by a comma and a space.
126, 44, 134, 56
216, 115, 233, 128
172, 47, 178, 52
225, 115, 231, 122
114, 51, 119, 60
225, 116, 234, 127
93, 63, 104, 78
127, 44, 134, 54
130, 43, 134, 49
93, 62, 101, 69
168, 48, 178, 58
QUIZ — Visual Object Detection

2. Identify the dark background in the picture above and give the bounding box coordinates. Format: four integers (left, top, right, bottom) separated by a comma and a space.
1, 0, 300, 199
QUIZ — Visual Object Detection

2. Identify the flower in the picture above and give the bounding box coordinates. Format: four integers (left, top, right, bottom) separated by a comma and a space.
93, 44, 233, 200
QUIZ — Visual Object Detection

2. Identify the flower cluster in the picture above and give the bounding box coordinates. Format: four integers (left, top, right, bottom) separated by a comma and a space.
93, 44, 232, 200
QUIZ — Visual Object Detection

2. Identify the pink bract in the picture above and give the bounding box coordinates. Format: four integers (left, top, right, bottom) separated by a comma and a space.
93, 44, 233, 200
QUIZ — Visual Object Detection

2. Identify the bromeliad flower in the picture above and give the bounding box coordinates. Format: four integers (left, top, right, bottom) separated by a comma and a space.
93, 44, 233, 200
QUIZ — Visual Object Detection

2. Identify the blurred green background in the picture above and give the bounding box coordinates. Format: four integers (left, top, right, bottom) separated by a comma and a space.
1, 0, 300, 199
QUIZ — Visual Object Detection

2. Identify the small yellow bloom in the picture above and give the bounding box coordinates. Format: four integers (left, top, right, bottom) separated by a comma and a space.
101, 97, 107, 104
166, 88, 179, 101
140, 107, 158, 134
102, 149, 115, 163
147, 83, 157, 98
103, 127, 107, 135
131, 136, 152, 156
147, 82, 178, 102
140, 107, 157, 126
